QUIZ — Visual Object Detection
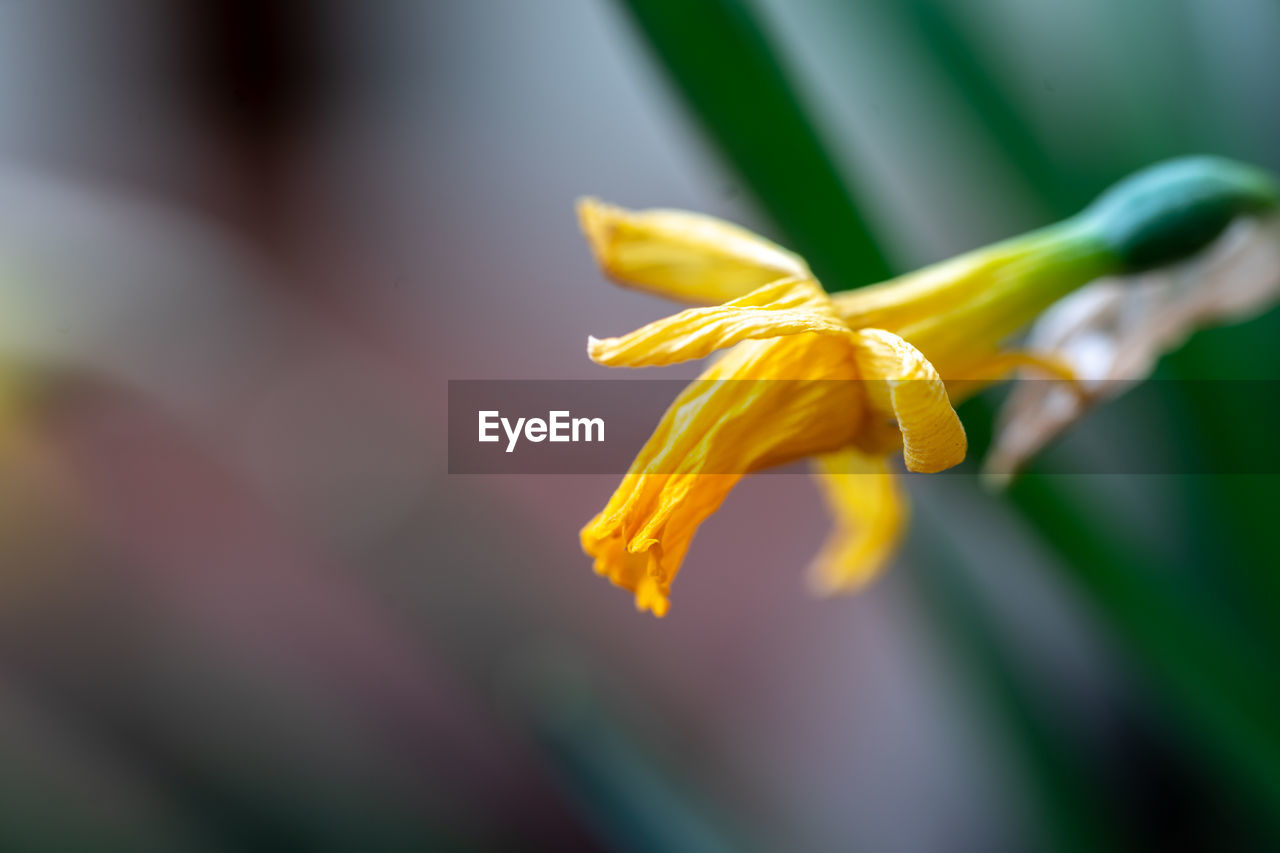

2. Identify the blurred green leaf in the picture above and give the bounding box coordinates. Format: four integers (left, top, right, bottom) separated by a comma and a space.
1162, 322, 1280, 656
1009, 473, 1280, 831
896, 0, 1073, 216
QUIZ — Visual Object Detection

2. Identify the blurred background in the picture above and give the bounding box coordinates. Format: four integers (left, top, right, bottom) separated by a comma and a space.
0, 0, 1278, 850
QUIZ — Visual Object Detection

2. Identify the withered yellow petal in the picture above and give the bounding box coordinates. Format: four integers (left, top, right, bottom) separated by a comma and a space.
807, 449, 906, 595
578, 198, 809, 304
588, 277, 848, 367
850, 329, 967, 473
581, 511, 679, 617
581, 335, 865, 616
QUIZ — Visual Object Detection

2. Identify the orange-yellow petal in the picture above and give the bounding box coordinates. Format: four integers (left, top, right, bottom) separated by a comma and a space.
577, 198, 809, 304
807, 449, 906, 595
850, 329, 967, 473
581, 334, 865, 615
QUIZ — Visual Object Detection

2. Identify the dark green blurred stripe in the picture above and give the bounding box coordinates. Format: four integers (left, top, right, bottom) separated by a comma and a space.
898, 0, 1073, 216
613, 0, 893, 290
1163, 320, 1280, 656
1009, 473, 1280, 833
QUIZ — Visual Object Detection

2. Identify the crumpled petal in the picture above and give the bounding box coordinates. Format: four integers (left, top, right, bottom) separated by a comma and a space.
850, 328, 967, 473
987, 214, 1280, 481
588, 276, 849, 367
578, 198, 809, 304
807, 449, 906, 595
581, 334, 866, 616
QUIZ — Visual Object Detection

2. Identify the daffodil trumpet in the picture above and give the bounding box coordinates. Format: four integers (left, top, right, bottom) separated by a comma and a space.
578, 156, 1280, 616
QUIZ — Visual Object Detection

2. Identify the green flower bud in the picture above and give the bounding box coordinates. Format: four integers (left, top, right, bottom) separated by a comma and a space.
1081, 156, 1279, 274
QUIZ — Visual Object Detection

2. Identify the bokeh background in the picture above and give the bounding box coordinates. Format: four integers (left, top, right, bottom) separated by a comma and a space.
0, 1, 1278, 850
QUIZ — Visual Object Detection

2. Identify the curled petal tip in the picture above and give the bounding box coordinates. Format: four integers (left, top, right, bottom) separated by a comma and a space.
576, 196, 611, 236
634, 575, 671, 617
577, 198, 622, 276
586, 334, 614, 365
637, 599, 670, 618
575, 195, 609, 219
903, 436, 967, 473
804, 569, 846, 599
806, 568, 882, 599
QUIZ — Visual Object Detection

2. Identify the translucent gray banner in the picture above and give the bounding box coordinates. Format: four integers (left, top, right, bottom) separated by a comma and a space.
448, 379, 1280, 475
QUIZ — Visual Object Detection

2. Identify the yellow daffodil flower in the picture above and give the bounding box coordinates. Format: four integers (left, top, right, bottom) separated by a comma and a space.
580, 157, 1280, 616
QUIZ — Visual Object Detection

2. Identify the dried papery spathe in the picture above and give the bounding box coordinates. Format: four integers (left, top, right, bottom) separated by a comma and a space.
986, 215, 1280, 482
